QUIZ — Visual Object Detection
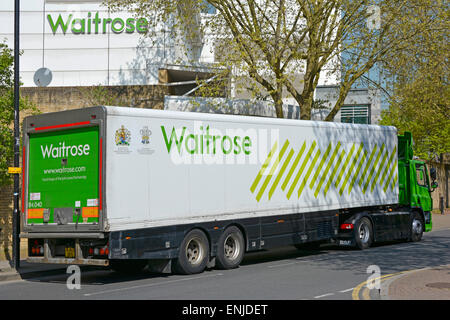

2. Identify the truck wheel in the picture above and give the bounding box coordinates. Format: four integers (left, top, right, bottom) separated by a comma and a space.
110, 259, 147, 274
173, 229, 210, 275
354, 217, 373, 250
216, 226, 245, 270
410, 212, 424, 242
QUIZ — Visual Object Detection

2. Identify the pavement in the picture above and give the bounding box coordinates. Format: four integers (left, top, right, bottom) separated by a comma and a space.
0, 259, 69, 282
381, 210, 450, 300
1, 210, 450, 300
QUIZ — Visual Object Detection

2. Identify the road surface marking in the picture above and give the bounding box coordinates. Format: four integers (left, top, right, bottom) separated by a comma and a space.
339, 288, 355, 293
352, 270, 416, 300
83, 273, 224, 297
314, 293, 334, 299
352, 272, 402, 300
268, 262, 296, 268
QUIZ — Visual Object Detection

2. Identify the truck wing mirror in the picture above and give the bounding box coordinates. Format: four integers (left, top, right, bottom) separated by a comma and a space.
431, 181, 438, 190
430, 167, 437, 181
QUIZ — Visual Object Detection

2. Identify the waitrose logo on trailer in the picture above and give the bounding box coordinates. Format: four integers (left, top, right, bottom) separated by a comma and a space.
41, 142, 91, 159
47, 12, 149, 35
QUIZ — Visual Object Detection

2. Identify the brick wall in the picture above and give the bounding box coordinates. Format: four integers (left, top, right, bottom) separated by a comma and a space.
21, 84, 169, 113
0, 184, 27, 261
430, 154, 450, 211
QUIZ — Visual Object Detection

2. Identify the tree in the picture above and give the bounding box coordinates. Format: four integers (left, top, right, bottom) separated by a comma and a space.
0, 42, 38, 186
379, 1, 449, 160
105, 0, 440, 120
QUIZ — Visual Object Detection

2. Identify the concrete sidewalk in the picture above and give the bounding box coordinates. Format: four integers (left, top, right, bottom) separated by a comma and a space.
384, 265, 450, 300
383, 211, 450, 300
0, 259, 69, 282
429, 209, 450, 231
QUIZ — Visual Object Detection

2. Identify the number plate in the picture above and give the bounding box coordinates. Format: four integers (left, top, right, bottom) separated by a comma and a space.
339, 240, 352, 246
65, 247, 75, 258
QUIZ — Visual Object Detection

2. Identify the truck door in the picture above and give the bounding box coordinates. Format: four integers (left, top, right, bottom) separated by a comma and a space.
414, 163, 432, 212
24, 125, 102, 231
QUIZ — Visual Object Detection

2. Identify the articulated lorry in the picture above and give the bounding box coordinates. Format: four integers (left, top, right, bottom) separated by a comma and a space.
21, 106, 437, 274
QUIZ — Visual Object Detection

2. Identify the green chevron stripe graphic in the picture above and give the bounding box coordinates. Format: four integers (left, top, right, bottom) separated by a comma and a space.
363, 144, 385, 194
371, 147, 389, 192
392, 171, 398, 192
268, 148, 295, 200
281, 141, 306, 191
348, 149, 367, 194
335, 144, 356, 189
340, 143, 364, 196
309, 142, 332, 189
324, 150, 346, 196
384, 157, 398, 192
251, 140, 398, 201
359, 144, 378, 188
286, 141, 317, 199
380, 145, 397, 188
250, 141, 279, 193
256, 140, 290, 201
314, 142, 342, 197
297, 148, 321, 198
310, 143, 333, 190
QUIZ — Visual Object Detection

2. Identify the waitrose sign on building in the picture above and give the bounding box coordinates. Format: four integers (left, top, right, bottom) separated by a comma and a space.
47, 12, 150, 34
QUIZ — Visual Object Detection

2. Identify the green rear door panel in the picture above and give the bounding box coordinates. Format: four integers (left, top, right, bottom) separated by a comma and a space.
27, 126, 99, 225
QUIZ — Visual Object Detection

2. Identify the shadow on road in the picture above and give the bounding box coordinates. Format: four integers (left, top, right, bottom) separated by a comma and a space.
22, 231, 450, 286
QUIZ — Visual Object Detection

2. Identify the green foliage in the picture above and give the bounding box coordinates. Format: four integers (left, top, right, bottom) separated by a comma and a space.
105, 0, 441, 121
380, 79, 450, 160
380, 2, 449, 160
0, 42, 39, 186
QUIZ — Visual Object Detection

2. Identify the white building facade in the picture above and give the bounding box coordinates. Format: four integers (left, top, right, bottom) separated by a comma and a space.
0, 0, 217, 87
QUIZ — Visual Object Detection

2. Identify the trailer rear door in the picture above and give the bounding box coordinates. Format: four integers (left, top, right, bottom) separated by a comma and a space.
25, 125, 101, 229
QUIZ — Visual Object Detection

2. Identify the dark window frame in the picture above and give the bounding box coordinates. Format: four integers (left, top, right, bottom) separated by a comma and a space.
340, 104, 371, 124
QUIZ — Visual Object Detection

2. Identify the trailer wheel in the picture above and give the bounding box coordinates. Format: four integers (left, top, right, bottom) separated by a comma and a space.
354, 217, 373, 250
173, 229, 210, 275
410, 212, 424, 242
216, 226, 245, 270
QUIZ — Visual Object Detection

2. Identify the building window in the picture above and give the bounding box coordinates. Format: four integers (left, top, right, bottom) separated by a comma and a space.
201, 2, 217, 14
341, 105, 371, 124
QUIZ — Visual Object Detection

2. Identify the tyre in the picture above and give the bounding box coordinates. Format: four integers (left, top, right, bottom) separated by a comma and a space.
216, 226, 245, 270
354, 217, 373, 250
173, 229, 210, 275
110, 259, 147, 274
410, 212, 424, 242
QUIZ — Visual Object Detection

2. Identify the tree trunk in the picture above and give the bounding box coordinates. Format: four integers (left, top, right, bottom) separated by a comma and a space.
300, 90, 314, 120
273, 83, 284, 119
325, 86, 349, 121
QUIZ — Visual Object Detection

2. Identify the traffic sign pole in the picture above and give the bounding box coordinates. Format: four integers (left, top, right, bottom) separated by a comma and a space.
12, 0, 21, 270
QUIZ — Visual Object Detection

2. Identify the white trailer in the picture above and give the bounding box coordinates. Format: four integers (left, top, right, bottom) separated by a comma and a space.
22, 106, 400, 274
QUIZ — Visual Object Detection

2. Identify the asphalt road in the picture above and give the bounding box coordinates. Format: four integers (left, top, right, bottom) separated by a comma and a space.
0, 228, 449, 300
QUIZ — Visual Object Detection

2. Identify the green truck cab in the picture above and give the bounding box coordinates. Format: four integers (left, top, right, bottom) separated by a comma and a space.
398, 132, 437, 233
337, 131, 437, 250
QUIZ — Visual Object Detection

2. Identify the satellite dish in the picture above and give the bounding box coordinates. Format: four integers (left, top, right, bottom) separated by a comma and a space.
34, 67, 53, 87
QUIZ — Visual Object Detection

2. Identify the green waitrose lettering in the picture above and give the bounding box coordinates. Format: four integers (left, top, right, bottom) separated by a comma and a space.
47, 12, 149, 35
161, 126, 252, 155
